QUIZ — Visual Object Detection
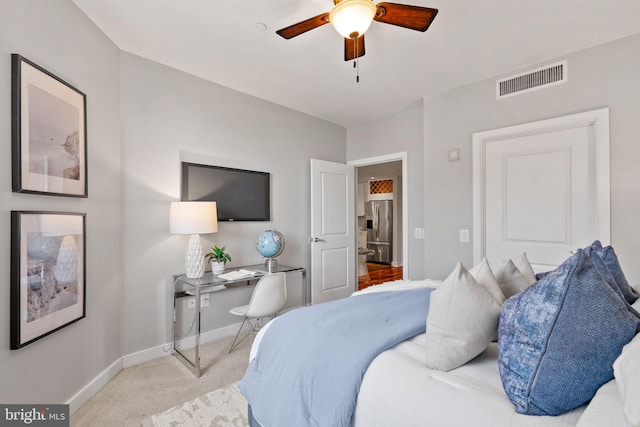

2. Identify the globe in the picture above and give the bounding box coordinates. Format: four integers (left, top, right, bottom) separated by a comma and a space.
256, 230, 285, 259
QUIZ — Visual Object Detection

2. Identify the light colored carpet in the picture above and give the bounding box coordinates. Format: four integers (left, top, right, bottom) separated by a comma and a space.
142, 382, 248, 427
70, 334, 252, 427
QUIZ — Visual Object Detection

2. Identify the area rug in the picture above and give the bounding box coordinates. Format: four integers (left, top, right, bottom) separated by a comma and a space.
143, 382, 248, 427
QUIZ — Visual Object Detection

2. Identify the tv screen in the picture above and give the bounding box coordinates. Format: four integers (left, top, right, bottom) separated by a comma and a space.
181, 162, 270, 222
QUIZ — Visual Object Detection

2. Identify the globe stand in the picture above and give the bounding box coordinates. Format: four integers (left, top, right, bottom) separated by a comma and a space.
265, 257, 277, 273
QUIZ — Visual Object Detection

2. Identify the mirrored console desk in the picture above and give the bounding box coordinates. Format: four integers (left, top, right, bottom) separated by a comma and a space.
173, 264, 306, 377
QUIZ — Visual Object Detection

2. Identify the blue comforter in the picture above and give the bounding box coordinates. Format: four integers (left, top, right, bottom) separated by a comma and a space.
239, 288, 433, 427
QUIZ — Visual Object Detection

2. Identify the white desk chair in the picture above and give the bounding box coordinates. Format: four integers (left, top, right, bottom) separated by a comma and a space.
229, 272, 287, 352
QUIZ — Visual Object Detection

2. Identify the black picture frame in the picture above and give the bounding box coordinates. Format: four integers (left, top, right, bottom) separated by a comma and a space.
11, 54, 88, 197
10, 211, 87, 349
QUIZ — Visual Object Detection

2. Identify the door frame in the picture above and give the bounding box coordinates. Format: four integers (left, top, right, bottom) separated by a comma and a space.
472, 108, 611, 265
348, 151, 408, 279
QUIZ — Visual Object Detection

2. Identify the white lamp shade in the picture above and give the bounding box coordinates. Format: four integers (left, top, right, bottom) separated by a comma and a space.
329, 0, 376, 39
170, 202, 218, 235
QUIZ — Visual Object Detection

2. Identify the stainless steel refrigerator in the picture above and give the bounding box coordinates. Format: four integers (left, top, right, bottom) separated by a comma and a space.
365, 200, 393, 264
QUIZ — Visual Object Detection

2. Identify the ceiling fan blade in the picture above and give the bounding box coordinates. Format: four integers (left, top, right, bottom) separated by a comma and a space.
344, 35, 366, 61
276, 13, 330, 39
374, 3, 438, 32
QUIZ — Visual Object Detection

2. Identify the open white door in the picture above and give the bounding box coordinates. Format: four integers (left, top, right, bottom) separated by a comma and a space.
310, 159, 355, 304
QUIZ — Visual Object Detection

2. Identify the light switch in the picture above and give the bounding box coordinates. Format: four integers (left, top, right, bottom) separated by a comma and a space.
414, 228, 424, 239
459, 229, 469, 243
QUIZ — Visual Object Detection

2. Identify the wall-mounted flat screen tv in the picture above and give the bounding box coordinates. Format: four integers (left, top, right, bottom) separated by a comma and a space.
181, 162, 270, 222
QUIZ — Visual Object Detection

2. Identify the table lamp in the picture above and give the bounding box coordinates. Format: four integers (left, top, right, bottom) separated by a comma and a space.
170, 201, 218, 278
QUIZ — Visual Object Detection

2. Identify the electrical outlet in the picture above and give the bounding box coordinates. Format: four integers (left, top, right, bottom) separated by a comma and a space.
201, 294, 209, 308
414, 228, 424, 239
187, 295, 209, 309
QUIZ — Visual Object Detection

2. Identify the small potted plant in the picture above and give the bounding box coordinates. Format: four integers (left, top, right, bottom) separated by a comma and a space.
206, 246, 232, 275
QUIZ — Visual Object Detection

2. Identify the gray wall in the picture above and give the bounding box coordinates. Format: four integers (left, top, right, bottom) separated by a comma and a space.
423, 33, 640, 282
0, 0, 123, 404
347, 101, 425, 279
120, 53, 346, 355
0, 0, 346, 405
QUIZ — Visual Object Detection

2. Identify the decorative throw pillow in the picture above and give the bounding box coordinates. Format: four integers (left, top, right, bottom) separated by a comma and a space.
468, 257, 505, 306
535, 271, 551, 281
494, 259, 531, 299
585, 245, 627, 300
613, 332, 640, 427
498, 249, 640, 416
425, 262, 502, 371
591, 240, 640, 304
512, 252, 537, 285
584, 245, 640, 319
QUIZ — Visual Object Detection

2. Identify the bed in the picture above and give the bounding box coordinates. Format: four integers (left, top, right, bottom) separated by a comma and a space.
240, 243, 640, 427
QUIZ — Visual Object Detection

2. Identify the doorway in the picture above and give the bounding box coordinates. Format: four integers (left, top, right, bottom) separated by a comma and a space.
349, 153, 407, 290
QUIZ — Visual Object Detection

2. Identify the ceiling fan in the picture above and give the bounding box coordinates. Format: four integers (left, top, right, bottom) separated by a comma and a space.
276, 0, 438, 62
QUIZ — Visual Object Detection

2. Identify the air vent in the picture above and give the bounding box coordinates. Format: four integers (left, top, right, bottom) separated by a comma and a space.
496, 60, 567, 99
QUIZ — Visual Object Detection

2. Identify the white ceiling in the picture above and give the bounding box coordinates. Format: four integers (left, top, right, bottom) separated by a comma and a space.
72, 0, 640, 127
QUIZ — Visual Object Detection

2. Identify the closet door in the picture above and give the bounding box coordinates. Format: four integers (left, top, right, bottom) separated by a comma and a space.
472, 109, 610, 272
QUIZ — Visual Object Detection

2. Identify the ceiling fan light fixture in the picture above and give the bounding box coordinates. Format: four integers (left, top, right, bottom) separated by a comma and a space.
329, 0, 376, 39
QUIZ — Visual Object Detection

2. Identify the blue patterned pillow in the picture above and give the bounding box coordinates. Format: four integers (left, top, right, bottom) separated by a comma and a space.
585, 245, 626, 300
591, 240, 640, 304
498, 249, 640, 416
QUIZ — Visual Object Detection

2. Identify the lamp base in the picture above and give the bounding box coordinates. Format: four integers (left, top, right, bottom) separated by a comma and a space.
185, 234, 205, 279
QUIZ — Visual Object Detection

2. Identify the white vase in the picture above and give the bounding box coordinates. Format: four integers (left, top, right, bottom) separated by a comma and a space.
211, 261, 225, 275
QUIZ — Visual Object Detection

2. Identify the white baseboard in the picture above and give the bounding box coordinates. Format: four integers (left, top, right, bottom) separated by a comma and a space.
122, 343, 173, 368
67, 358, 122, 414
67, 323, 242, 414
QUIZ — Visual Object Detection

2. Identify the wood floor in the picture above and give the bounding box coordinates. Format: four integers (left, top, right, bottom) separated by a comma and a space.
358, 263, 403, 290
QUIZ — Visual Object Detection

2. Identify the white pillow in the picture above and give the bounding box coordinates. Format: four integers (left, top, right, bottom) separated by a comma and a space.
512, 252, 537, 285
424, 262, 502, 371
468, 257, 505, 306
494, 258, 531, 299
613, 332, 640, 427
469, 258, 505, 342
576, 380, 627, 427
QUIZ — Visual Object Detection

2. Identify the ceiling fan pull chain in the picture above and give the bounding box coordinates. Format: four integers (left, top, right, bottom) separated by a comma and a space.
354, 36, 360, 83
